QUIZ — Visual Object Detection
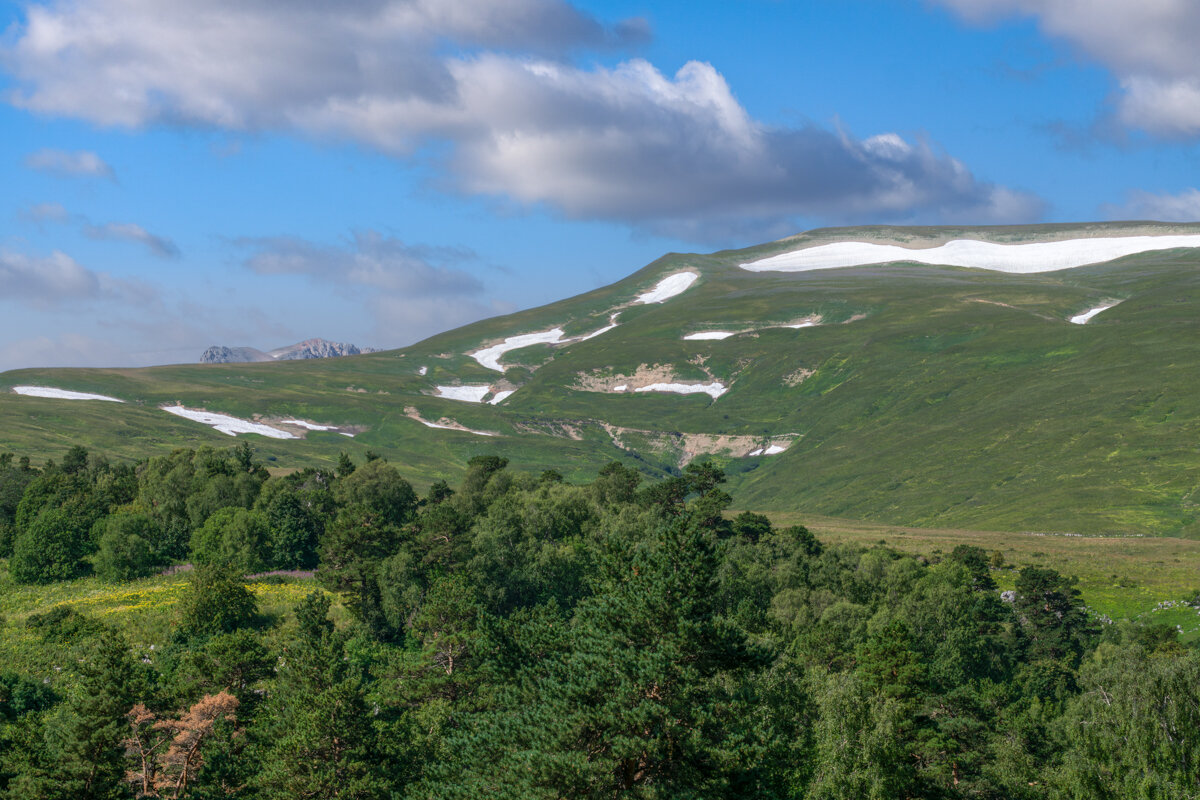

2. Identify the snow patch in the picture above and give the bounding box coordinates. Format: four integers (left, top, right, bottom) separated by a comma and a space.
748, 444, 789, 457
470, 328, 566, 372
612, 384, 628, 392
470, 314, 622, 374
682, 316, 824, 341
405, 408, 496, 437
634, 382, 727, 400
281, 420, 335, 431
578, 313, 621, 341
418, 366, 428, 376
12, 386, 123, 402
280, 419, 355, 437
1070, 302, 1121, 324
161, 406, 297, 439
435, 385, 492, 403
413, 419, 495, 436
741, 236, 1200, 274
636, 271, 698, 304
488, 390, 515, 405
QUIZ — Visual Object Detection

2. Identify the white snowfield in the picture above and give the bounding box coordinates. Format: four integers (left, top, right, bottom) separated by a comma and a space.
682, 316, 824, 341
488, 390, 515, 405
471, 329, 566, 372
578, 313, 621, 341
748, 444, 788, 456
417, 366, 428, 376
435, 385, 492, 403
465, 272, 693, 374
281, 419, 335, 431
470, 314, 623, 373
634, 382, 727, 400
12, 386, 123, 402
1070, 302, 1121, 325
281, 419, 355, 437
161, 406, 297, 439
740, 235, 1200, 274
636, 271, 698, 303
410, 417, 495, 437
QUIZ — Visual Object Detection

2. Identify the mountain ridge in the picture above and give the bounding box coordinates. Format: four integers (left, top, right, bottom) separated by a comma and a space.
200, 338, 378, 363
6, 221, 1200, 535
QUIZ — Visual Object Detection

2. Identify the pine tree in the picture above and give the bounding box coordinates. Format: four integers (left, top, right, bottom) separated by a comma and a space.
252, 593, 390, 800
15, 632, 140, 799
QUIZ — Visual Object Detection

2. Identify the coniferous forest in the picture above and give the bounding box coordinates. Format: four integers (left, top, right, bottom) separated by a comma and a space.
0, 444, 1197, 799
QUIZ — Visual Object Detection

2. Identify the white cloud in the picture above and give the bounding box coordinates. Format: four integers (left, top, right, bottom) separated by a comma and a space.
20, 201, 71, 223
15, 204, 179, 257
2, 0, 1041, 238
0, 332, 122, 370
83, 222, 180, 258
23, 148, 115, 179
1103, 188, 1200, 222
935, 0, 1200, 138
441, 58, 1041, 232
0, 250, 101, 302
3, 0, 642, 128
240, 231, 496, 344
242, 231, 482, 295
0, 249, 153, 308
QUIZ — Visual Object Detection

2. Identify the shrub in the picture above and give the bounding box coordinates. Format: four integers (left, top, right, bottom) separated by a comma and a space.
190, 507, 271, 573
95, 512, 163, 581
177, 564, 259, 638
10, 507, 91, 584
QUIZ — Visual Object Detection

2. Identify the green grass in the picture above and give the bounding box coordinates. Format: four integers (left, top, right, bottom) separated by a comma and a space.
6, 221, 1200, 534
763, 512, 1200, 640
0, 561, 341, 679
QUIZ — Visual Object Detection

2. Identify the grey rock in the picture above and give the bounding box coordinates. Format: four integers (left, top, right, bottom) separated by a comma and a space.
201, 338, 378, 364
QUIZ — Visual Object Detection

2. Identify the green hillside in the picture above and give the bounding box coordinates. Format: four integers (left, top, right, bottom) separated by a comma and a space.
5, 221, 1200, 535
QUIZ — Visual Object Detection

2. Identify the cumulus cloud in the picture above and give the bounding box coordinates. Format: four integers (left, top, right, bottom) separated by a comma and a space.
935, 0, 1200, 138
242, 231, 482, 295
3, 0, 643, 128
0, 249, 151, 308
2, 0, 1039, 238
0, 332, 123, 371
424, 58, 1043, 234
20, 201, 71, 223
83, 222, 180, 258
23, 148, 115, 179
239, 231, 494, 343
16, 203, 181, 257
1103, 188, 1200, 222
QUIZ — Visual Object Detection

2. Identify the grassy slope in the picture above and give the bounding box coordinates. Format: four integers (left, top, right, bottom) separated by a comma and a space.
4, 222, 1200, 535
764, 512, 1200, 641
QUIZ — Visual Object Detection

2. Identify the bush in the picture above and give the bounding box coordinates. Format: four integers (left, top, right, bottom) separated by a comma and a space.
10, 507, 91, 584
334, 459, 417, 526
95, 512, 163, 581
266, 490, 322, 570
176, 564, 259, 638
190, 507, 271, 573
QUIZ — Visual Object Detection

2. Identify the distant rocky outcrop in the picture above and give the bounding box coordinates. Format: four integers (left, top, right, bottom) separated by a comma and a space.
201, 338, 377, 364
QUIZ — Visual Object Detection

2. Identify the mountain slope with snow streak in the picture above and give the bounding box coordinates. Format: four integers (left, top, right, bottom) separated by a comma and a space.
6, 222, 1200, 535
742, 235, 1200, 274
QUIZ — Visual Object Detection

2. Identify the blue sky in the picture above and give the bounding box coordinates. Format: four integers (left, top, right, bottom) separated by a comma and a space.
2, 0, 1199, 370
